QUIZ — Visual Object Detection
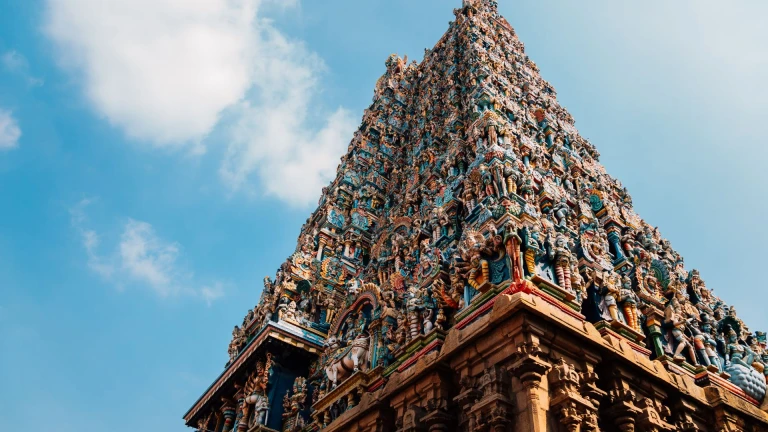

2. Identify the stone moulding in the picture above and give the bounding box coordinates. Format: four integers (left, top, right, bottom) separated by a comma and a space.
324, 289, 768, 431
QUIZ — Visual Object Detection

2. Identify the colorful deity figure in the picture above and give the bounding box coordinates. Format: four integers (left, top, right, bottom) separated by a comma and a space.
519, 171, 535, 203
283, 300, 300, 324
619, 275, 641, 332
394, 313, 408, 346
244, 354, 273, 427
571, 266, 587, 303
480, 165, 495, 199
466, 244, 490, 292
547, 233, 574, 292
504, 166, 518, 196
696, 314, 721, 370
601, 271, 621, 323
344, 315, 358, 341
722, 327, 768, 401
324, 295, 338, 325
664, 297, 697, 364
552, 197, 571, 229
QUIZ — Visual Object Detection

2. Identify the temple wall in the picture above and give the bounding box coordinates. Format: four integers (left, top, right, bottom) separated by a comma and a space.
317, 292, 768, 432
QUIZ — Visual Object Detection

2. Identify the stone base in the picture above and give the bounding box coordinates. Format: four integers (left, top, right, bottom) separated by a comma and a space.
594, 319, 646, 346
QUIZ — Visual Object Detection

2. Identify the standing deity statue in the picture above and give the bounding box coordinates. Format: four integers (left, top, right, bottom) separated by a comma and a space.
619, 275, 641, 332
664, 297, 696, 364
504, 166, 518, 196
548, 234, 574, 292
466, 244, 490, 292
552, 197, 571, 228
601, 271, 621, 323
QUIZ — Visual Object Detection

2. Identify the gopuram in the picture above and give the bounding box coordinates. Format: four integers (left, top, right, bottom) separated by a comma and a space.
184, 1, 768, 431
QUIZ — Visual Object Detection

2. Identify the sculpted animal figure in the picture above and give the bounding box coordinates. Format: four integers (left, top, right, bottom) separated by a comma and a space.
324, 335, 370, 388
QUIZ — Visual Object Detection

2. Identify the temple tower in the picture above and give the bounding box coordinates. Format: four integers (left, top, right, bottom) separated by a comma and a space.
184, 1, 768, 431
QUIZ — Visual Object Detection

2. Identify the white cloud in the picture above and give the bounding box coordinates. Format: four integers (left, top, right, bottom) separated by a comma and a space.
220, 25, 356, 205
45, 0, 354, 206
69, 198, 223, 302
1, 50, 44, 87
119, 219, 184, 297
69, 198, 115, 278
200, 282, 225, 306
0, 109, 21, 151
45, 0, 255, 145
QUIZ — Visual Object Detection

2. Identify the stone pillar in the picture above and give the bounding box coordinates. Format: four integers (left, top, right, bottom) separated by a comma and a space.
509, 341, 551, 432
213, 412, 224, 432
671, 399, 701, 432
644, 308, 666, 359
454, 376, 481, 432
578, 364, 606, 432
236, 396, 250, 432
317, 236, 328, 261
705, 387, 746, 432
604, 367, 641, 432
466, 366, 514, 432
221, 404, 237, 432
548, 359, 593, 432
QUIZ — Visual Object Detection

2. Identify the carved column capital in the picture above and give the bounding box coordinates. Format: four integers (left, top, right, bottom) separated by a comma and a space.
422, 397, 453, 432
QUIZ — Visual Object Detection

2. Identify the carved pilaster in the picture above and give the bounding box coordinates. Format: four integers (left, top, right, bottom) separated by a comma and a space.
468, 366, 514, 432
509, 341, 551, 432
454, 376, 481, 432
398, 405, 428, 432
705, 387, 747, 432
577, 365, 606, 432
635, 398, 674, 432
604, 372, 641, 432
548, 358, 602, 432
422, 397, 454, 432
671, 399, 701, 432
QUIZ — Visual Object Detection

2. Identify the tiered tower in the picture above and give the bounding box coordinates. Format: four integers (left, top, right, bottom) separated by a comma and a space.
184, 1, 768, 431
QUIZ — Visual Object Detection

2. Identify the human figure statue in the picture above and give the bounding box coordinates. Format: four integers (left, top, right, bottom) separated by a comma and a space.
665, 297, 696, 364
619, 275, 641, 332
546, 234, 574, 292
601, 271, 621, 323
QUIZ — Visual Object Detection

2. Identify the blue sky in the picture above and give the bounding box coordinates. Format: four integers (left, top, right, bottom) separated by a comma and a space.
1, 1, 766, 430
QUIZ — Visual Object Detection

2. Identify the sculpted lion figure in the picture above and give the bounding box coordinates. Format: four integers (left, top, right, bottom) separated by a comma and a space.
324, 334, 370, 388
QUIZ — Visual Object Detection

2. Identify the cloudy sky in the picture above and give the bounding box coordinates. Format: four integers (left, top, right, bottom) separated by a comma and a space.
1, 1, 766, 431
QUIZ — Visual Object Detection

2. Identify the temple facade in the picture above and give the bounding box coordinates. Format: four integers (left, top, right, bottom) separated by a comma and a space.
183, 1, 768, 431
